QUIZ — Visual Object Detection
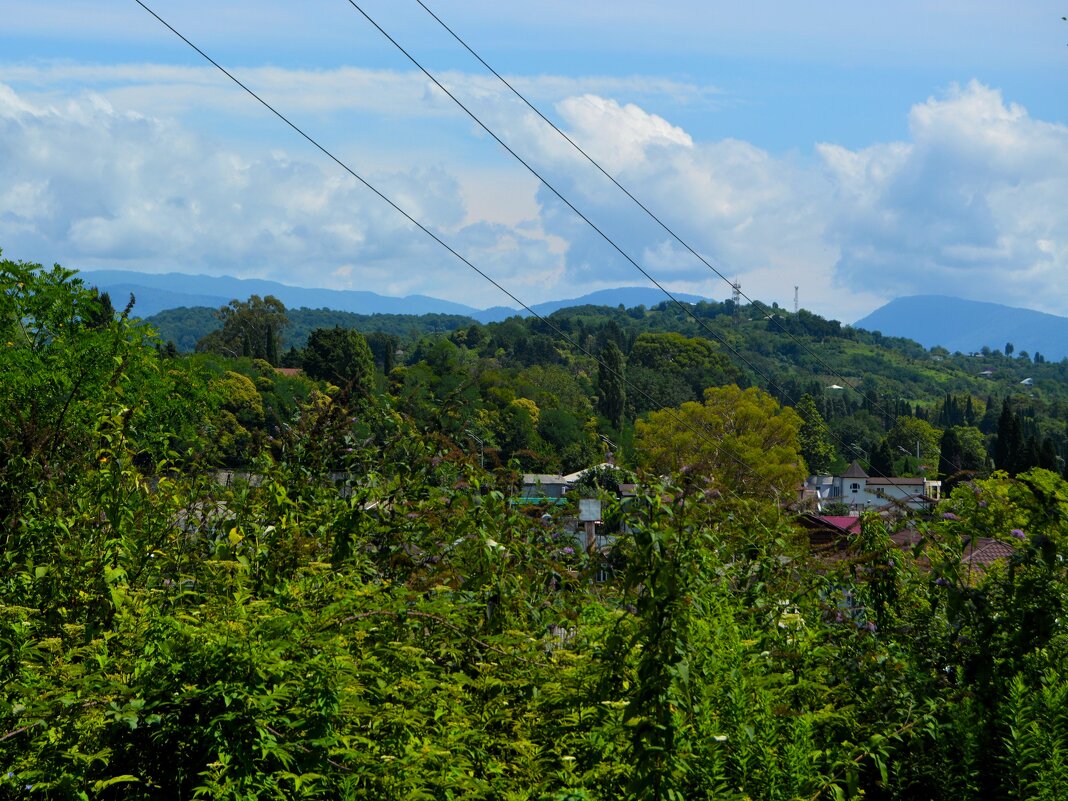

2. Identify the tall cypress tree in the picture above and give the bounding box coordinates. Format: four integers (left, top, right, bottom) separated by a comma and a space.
869, 438, 895, 477
994, 399, 1024, 475
796, 393, 836, 474
1038, 437, 1059, 472
939, 427, 963, 483
597, 341, 626, 432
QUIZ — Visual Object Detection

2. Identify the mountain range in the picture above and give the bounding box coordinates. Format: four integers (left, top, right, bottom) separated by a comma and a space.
81, 271, 1068, 361
853, 295, 1068, 362
80, 270, 708, 324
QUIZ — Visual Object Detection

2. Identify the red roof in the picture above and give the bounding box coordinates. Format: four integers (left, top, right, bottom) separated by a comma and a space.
820, 515, 862, 534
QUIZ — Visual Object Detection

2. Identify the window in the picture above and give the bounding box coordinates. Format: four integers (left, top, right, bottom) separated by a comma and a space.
850, 482, 860, 493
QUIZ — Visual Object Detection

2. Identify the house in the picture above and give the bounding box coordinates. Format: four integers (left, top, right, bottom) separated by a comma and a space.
798, 514, 1018, 573
797, 513, 862, 550
801, 461, 941, 512
520, 473, 569, 500
520, 463, 635, 503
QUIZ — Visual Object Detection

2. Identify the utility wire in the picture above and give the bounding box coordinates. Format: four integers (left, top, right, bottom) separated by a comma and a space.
343, 1, 957, 496
411, 0, 942, 446
132, 0, 784, 512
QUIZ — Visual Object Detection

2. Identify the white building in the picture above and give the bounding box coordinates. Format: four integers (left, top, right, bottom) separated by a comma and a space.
801, 461, 941, 512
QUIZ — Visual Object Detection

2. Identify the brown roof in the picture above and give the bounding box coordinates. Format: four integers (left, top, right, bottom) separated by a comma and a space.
274, 367, 303, 377
842, 461, 869, 478
962, 538, 1017, 566
866, 477, 925, 485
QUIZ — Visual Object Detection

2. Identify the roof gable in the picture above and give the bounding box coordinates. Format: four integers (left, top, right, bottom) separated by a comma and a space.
841, 461, 869, 478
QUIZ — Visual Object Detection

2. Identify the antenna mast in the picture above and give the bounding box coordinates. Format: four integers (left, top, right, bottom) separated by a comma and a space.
794, 286, 799, 314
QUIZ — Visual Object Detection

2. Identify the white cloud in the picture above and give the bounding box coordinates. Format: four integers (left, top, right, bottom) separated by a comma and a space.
502, 98, 837, 311
820, 81, 1068, 314
1, 72, 1066, 323
0, 63, 719, 124
0, 81, 564, 306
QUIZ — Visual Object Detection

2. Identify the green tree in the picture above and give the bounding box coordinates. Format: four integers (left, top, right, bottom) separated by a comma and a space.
994, 399, 1025, 475
635, 385, 805, 499
364, 331, 397, 373
869, 438, 896, 477
196, 295, 288, 363
886, 415, 942, 475
628, 331, 739, 400
301, 326, 376, 393
938, 425, 988, 488
597, 340, 626, 430
796, 393, 836, 474
0, 257, 165, 531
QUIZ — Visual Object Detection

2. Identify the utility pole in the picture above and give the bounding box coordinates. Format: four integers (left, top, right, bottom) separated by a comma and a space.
465, 430, 484, 470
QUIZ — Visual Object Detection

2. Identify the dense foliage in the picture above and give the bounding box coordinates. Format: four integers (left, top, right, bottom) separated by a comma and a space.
3, 255, 1068, 799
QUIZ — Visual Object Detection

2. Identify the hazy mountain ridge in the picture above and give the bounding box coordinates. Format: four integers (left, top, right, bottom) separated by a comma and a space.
854, 295, 1068, 361
81, 269, 709, 324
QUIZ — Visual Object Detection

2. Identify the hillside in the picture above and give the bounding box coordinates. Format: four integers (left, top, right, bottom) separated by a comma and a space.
147, 306, 478, 353
145, 289, 1068, 478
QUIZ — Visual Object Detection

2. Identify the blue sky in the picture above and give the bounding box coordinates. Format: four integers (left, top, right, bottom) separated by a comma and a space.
1, 1, 1065, 321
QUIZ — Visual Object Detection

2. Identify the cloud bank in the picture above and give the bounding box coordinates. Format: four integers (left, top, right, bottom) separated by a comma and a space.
0, 75, 1065, 320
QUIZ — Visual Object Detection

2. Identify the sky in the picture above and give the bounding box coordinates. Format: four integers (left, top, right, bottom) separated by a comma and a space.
0, 1, 1066, 323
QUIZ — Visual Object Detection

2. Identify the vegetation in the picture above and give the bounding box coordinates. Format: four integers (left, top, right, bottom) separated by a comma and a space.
3, 253, 1068, 799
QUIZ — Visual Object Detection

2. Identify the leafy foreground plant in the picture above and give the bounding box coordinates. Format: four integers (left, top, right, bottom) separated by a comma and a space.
2, 259, 1068, 800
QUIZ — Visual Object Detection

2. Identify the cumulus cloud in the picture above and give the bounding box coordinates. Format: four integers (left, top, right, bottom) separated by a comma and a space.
0, 81, 565, 307
1, 71, 1065, 322
488, 82, 1068, 319
494, 95, 835, 310
820, 81, 1068, 314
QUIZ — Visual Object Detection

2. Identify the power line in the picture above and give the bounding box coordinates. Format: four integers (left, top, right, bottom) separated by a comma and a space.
132, 0, 784, 511
408, 0, 975, 486
343, 0, 960, 494
410, 0, 925, 431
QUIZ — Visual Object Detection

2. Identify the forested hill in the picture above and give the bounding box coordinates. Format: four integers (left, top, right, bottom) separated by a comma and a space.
147, 305, 477, 352
148, 290, 1068, 480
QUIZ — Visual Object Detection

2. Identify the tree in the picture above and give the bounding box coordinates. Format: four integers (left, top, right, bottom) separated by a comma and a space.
885, 416, 942, 475
196, 295, 288, 364
364, 332, 397, 374
628, 331, 739, 400
85, 288, 116, 329
869, 438, 895, 477
597, 340, 626, 430
938, 425, 988, 488
796, 393, 836, 474
635, 385, 805, 499
301, 326, 375, 393
994, 399, 1025, 475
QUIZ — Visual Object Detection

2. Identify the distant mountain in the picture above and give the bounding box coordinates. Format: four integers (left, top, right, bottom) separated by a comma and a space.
81, 269, 710, 324
854, 295, 1068, 361
89, 283, 232, 318
81, 270, 481, 319
527, 287, 707, 319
